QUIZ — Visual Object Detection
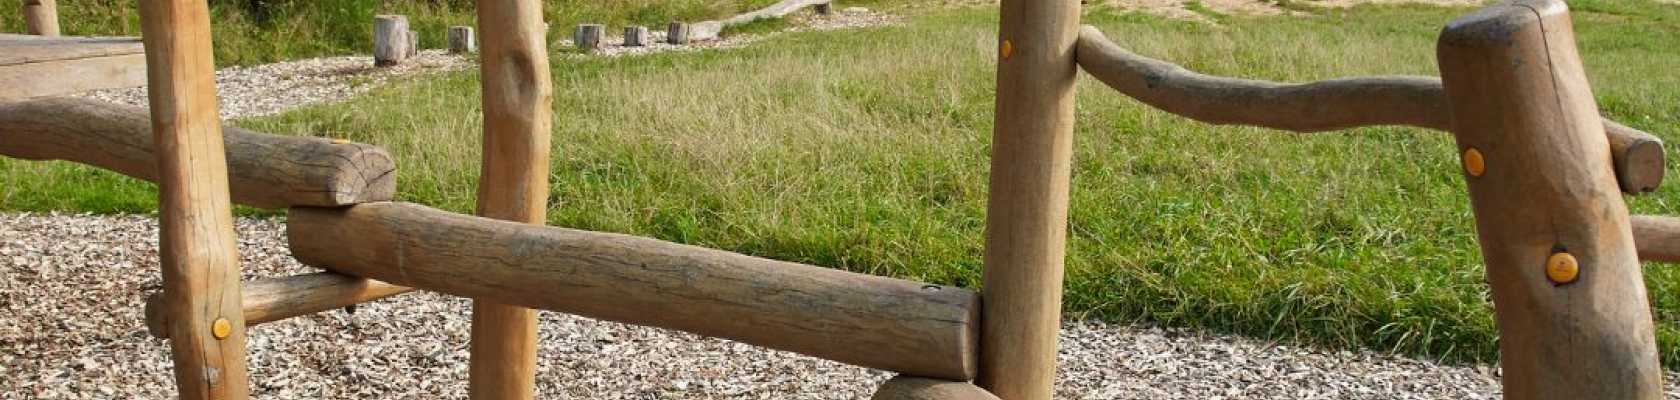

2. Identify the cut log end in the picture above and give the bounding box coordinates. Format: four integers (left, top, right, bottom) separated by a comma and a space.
872, 376, 1000, 400
574, 24, 605, 51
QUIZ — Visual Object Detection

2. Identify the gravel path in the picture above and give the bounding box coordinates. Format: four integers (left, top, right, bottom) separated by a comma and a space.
5, 213, 1676, 399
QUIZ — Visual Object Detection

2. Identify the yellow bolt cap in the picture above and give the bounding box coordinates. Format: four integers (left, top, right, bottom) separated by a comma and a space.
1463, 148, 1485, 177
211, 318, 232, 339
1546, 252, 1578, 285
1000, 40, 1013, 60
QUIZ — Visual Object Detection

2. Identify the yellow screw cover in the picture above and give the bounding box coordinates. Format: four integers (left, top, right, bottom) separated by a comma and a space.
1463, 147, 1485, 177
1001, 40, 1013, 60
1546, 252, 1579, 285
211, 318, 232, 339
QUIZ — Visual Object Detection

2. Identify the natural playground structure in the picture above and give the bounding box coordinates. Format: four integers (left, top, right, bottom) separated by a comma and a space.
0, 1, 1674, 400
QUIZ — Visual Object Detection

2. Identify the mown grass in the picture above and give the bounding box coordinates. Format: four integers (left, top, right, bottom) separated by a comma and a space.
0, 0, 854, 66
3, 1, 1678, 367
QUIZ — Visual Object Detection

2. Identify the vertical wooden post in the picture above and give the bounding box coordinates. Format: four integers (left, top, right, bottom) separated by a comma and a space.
373, 15, 409, 67
975, 0, 1079, 398
468, 0, 552, 399
573, 24, 603, 52
449, 26, 476, 54
136, 0, 248, 399
23, 0, 60, 36
1438, 1, 1662, 399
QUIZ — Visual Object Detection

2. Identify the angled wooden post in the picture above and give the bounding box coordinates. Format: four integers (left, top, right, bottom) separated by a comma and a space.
467, 0, 553, 399
24, 0, 60, 36
1438, 1, 1662, 399
975, 0, 1080, 398
137, 0, 248, 398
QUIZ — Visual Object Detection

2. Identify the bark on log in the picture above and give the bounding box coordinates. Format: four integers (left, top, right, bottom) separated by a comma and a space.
373, 15, 409, 67
0, 97, 397, 209
1076, 26, 1666, 194
623, 26, 648, 47
873, 376, 1000, 400
1632, 215, 1680, 263
448, 26, 476, 54
138, 0, 249, 397
1439, 1, 1662, 399
144, 272, 413, 338
24, 0, 60, 36
287, 202, 981, 380
573, 24, 603, 51
667, 22, 691, 45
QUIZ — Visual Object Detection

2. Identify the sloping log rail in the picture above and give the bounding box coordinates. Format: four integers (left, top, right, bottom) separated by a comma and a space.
1075, 26, 1666, 193
0, 97, 396, 209
285, 202, 981, 380
144, 272, 410, 338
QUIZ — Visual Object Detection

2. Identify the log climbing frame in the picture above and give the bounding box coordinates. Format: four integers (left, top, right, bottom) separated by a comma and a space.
0, 0, 1671, 399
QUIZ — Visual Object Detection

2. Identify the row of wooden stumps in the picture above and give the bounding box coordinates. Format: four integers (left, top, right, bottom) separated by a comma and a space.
373, 16, 478, 67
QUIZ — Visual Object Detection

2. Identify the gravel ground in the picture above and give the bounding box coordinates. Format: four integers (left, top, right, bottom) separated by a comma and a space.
4, 213, 1676, 399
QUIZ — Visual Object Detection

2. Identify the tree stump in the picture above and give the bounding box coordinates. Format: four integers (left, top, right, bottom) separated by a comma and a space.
448, 26, 476, 53
407, 30, 420, 58
623, 26, 649, 47
574, 24, 604, 51
667, 22, 691, 45
373, 15, 410, 67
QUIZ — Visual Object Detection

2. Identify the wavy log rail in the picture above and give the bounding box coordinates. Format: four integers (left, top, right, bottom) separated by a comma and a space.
0, 97, 396, 209
1075, 26, 1666, 193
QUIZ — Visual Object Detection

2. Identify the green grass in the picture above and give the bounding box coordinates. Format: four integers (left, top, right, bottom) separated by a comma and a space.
0, 0, 853, 66
4, 1, 1679, 367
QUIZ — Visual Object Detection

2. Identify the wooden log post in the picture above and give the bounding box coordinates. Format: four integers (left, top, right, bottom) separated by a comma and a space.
1632, 215, 1680, 263
23, 0, 60, 36
1437, 1, 1662, 399
373, 15, 409, 67
448, 26, 476, 54
623, 26, 648, 47
469, 0, 552, 398
144, 272, 412, 338
407, 30, 420, 58
872, 376, 1000, 400
287, 202, 981, 379
667, 22, 690, 45
976, 0, 1080, 398
137, 0, 249, 398
573, 24, 603, 52
0, 97, 397, 209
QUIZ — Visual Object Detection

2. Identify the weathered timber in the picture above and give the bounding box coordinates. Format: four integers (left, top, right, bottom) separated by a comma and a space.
1076, 26, 1666, 194
623, 26, 648, 47
24, 0, 60, 36
145, 272, 412, 338
687, 0, 831, 41
0, 34, 147, 100
574, 24, 603, 51
469, 0, 553, 398
139, 0, 249, 397
0, 97, 397, 209
873, 376, 1000, 400
287, 202, 981, 380
976, 0, 1080, 397
1439, 1, 1662, 399
667, 22, 690, 45
407, 30, 420, 58
1632, 215, 1680, 263
373, 15, 409, 67
448, 26, 476, 54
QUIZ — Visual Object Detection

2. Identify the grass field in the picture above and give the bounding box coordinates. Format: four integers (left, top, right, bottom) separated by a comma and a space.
3, 1, 1678, 367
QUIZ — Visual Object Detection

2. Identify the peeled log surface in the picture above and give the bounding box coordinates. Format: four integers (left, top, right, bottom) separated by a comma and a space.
144, 272, 412, 338
287, 202, 981, 380
1075, 26, 1665, 194
687, 0, 830, 41
1632, 215, 1680, 263
872, 376, 1000, 400
0, 97, 396, 209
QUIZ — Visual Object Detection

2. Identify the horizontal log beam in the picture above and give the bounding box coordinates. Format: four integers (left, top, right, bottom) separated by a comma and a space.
872, 376, 1001, 400
0, 97, 396, 208
1632, 215, 1680, 263
286, 202, 980, 380
144, 272, 411, 338
1075, 26, 1665, 194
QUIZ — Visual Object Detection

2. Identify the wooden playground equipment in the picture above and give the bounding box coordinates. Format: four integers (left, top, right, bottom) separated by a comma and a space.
0, 0, 1673, 398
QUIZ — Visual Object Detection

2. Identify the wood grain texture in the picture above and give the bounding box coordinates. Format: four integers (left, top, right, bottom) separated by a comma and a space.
137, 0, 249, 397
468, 0, 553, 398
287, 202, 981, 380
1631, 215, 1680, 263
0, 35, 147, 100
373, 15, 409, 67
873, 376, 1001, 400
0, 97, 397, 209
976, 0, 1080, 398
144, 272, 412, 338
24, 0, 59, 36
1438, 1, 1661, 399
1076, 26, 1665, 194
0, 34, 144, 65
